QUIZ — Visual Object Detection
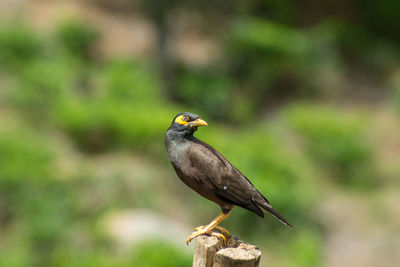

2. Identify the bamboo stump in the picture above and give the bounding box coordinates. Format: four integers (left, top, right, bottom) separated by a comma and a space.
193, 230, 261, 267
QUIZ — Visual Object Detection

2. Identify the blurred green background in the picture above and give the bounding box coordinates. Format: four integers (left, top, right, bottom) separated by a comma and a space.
0, 1, 399, 267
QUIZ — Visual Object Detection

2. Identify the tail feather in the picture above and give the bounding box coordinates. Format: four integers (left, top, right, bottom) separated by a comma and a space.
258, 203, 293, 228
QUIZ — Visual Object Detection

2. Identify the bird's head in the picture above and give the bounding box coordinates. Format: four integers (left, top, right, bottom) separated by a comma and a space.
168, 112, 208, 136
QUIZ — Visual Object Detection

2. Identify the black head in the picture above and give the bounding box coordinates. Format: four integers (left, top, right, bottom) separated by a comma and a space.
167, 112, 208, 137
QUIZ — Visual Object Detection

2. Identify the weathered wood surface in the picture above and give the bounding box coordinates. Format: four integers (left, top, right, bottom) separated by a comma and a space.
193, 230, 261, 267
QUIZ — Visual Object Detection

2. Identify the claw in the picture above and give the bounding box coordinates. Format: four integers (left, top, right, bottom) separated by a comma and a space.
186, 228, 208, 245
186, 225, 230, 245
186, 210, 232, 245
186, 228, 204, 244
214, 225, 230, 237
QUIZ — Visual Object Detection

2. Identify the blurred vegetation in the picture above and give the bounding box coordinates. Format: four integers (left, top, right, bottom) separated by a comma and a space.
56, 19, 99, 61
53, 59, 177, 153
286, 104, 376, 188
0, 24, 42, 69
0, 0, 399, 267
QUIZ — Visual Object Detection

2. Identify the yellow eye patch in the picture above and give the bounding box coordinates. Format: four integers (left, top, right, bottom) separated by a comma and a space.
174, 115, 190, 125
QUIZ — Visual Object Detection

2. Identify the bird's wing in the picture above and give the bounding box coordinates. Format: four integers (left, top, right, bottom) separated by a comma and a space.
187, 138, 293, 228
187, 138, 266, 216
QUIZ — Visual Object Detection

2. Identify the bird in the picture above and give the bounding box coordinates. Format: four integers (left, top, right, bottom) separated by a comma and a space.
164, 112, 292, 244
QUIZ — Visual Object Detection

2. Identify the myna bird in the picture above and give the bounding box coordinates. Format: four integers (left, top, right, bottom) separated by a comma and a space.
164, 112, 292, 244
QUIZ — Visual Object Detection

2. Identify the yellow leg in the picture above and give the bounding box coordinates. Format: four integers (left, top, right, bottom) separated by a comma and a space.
186, 210, 232, 245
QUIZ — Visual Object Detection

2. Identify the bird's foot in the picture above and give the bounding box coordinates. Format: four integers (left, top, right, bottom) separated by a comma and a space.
195, 225, 230, 237
186, 228, 208, 245
186, 226, 229, 245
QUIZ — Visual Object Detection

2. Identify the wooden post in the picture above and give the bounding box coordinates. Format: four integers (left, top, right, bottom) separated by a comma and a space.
193, 230, 261, 267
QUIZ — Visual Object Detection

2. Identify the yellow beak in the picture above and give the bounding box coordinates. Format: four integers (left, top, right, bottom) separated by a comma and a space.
190, 118, 208, 127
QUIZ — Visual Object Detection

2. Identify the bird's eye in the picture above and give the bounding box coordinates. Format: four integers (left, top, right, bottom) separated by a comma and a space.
182, 116, 189, 122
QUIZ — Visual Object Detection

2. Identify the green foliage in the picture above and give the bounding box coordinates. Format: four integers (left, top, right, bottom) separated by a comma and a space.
56, 20, 99, 60
0, 24, 41, 69
360, 0, 400, 40
230, 18, 309, 57
54, 60, 178, 152
51, 240, 192, 267
0, 235, 30, 267
54, 99, 174, 152
22, 185, 77, 267
0, 128, 52, 185
101, 60, 162, 102
176, 69, 234, 121
224, 18, 337, 113
0, 127, 64, 266
7, 58, 75, 117
287, 230, 322, 267
129, 241, 192, 267
286, 104, 375, 187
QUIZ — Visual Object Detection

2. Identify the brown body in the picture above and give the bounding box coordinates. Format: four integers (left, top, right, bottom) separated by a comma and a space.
165, 112, 292, 227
